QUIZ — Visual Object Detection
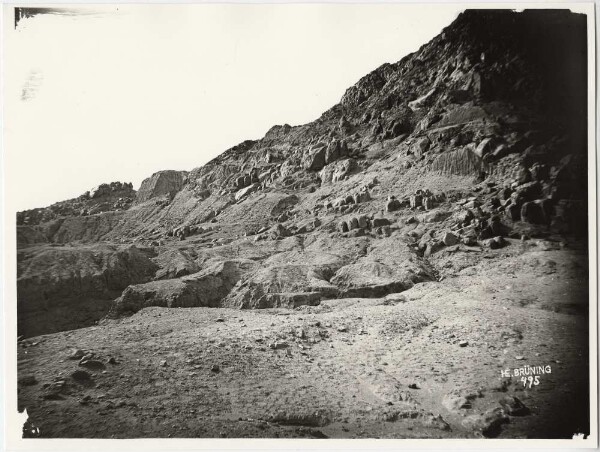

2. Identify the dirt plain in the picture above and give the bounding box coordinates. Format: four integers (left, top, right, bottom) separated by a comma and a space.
18, 238, 589, 439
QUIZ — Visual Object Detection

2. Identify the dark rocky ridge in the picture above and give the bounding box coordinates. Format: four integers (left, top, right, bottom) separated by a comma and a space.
16, 9, 588, 337
17, 181, 135, 228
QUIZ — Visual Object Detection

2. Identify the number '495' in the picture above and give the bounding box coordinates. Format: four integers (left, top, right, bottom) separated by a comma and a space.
521, 375, 540, 388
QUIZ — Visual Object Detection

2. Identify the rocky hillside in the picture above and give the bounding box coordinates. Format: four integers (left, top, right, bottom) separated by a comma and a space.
17, 181, 135, 228
16, 8, 590, 439
17, 9, 588, 338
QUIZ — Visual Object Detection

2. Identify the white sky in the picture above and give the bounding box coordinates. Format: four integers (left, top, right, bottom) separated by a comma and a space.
4, 4, 464, 211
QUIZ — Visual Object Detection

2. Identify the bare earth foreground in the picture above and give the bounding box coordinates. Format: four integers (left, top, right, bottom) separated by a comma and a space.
18, 240, 589, 439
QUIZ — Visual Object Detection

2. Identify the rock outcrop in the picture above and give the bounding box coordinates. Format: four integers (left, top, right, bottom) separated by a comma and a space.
136, 170, 187, 203
16, 181, 135, 227
109, 260, 256, 316
17, 244, 158, 337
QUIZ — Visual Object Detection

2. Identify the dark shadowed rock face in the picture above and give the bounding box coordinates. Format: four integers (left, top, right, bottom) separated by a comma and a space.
16, 9, 588, 337
17, 244, 158, 337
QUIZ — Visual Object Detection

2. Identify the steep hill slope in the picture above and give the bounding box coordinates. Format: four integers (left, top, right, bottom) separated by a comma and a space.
15, 9, 590, 439
17, 9, 588, 336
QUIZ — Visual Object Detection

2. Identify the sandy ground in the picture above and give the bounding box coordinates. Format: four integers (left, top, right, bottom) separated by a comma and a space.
17, 241, 589, 439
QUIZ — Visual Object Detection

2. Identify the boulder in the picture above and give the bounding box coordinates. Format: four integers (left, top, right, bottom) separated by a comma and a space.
235, 183, 260, 202
520, 201, 546, 224
411, 137, 430, 159
303, 145, 327, 171
424, 240, 444, 257
462, 235, 477, 246
386, 198, 402, 212
325, 141, 341, 164
443, 393, 472, 413
357, 215, 368, 229
372, 217, 391, 227
353, 190, 371, 204
505, 203, 520, 221
319, 159, 355, 184
473, 137, 498, 158
461, 407, 509, 437
500, 187, 513, 200
409, 194, 423, 209
269, 223, 290, 239
136, 170, 186, 203
423, 196, 434, 210
442, 231, 459, 246
483, 236, 506, 249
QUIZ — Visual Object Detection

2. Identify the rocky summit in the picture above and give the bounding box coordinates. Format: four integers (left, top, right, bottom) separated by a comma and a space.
17, 10, 590, 439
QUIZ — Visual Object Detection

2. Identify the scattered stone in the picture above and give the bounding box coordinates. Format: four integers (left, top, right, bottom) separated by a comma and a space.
424, 241, 444, 257
211, 365, 220, 373
337, 325, 348, 332
269, 341, 289, 350
295, 328, 306, 339
71, 370, 92, 382
499, 395, 529, 416
461, 407, 509, 437
462, 235, 477, 246
443, 394, 471, 412
483, 236, 506, 249
423, 197, 435, 210
442, 231, 459, 246
68, 349, 85, 360
422, 413, 451, 431
18, 375, 38, 386
383, 293, 408, 305
386, 198, 402, 212
459, 340, 468, 347
79, 353, 93, 364
372, 216, 391, 227
357, 215, 368, 229
159, 360, 168, 367
408, 383, 420, 389
474, 137, 498, 158
79, 360, 106, 371
409, 194, 423, 209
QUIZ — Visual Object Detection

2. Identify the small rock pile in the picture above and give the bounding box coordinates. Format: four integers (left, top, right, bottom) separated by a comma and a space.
338, 214, 392, 237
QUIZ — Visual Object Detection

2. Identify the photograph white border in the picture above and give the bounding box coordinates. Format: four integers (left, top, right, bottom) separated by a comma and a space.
1, 1, 597, 450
